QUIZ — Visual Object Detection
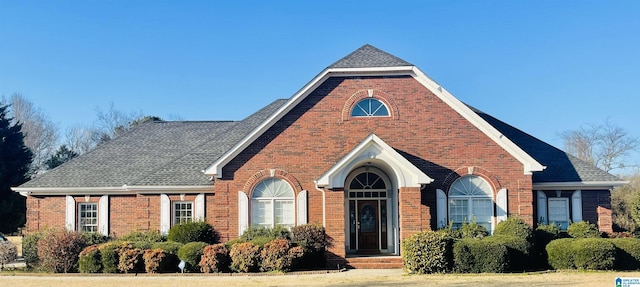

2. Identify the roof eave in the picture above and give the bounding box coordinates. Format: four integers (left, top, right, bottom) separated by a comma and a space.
533, 181, 629, 190
12, 185, 214, 196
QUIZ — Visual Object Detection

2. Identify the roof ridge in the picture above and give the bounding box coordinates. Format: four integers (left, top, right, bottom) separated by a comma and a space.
328, 44, 413, 68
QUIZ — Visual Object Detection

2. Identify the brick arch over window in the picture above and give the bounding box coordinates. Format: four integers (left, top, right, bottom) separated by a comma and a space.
341, 89, 400, 121
242, 169, 303, 196
442, 166, 502, 193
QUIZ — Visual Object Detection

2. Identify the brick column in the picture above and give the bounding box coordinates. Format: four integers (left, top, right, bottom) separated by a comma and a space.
324, 189, 346, 266
399, 187, 422, 242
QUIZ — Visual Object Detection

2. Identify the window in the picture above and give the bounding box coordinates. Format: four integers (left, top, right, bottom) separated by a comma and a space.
174, 201, 193, 225
448, 176, 494, 231
548, 198, 570, 230
78, 203, 98, 233
251, 178, 295, 228
351, 98, 389, 117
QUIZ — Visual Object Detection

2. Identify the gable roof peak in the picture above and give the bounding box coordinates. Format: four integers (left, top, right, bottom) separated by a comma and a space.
328, 44, 413, 68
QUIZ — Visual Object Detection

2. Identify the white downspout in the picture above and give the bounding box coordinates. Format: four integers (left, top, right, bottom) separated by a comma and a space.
314, 181, 326, 227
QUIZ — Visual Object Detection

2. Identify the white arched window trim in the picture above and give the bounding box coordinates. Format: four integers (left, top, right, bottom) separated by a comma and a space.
447, 175, 495, 232
250, 178, 295, 228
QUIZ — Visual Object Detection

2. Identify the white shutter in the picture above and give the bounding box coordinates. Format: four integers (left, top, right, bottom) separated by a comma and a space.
238, 191, 249, 235
65, 195, 76, 231
496, 188, 508, 223
537, 191, 547, 224
436, 189, 447, 228
160, 194, 170, 235
572, 190, 583, 222
98, 195, 109, 236
297, 190, 308, 225
195, 193, 205, 221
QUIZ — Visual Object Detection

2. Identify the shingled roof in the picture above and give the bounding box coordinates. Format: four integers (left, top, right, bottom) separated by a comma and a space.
329, 44, 413, 68
19, 99, 288, 188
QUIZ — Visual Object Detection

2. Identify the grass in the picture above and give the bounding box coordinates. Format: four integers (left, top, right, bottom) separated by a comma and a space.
2, 270, 640, 287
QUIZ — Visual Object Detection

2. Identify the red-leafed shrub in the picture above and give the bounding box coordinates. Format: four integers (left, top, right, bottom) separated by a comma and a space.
199, 243, 229, 273
0, 241, 18, 269
117, 243, 144, 273
78, 244, 102, 273
143, 249, 168, 273
291, 224, 329, 269
37, 229, 85, 273
229, 242, 260, 272
260, 238, 303, 272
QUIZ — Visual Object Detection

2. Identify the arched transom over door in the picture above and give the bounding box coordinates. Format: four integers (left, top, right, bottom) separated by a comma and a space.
345, 168, 394, 254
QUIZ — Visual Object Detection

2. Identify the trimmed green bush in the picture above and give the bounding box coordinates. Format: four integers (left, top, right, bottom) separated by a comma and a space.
199, 243, 229, 273
534, 223, 562, 269
22, 231, 43, 268
259, 238, 303, 272
118, 230, 165, 243
546, 238, 576, 269
484, 235, 531, 271
177, 241, 207, 272
494, 217, 533, 242
81, 233, 110, 246
168, 221, 216, 244
98, 241, 121, 273
152, 241, 184, 254
78, 244, 102, 273
572, 238, 615, 270
291, 224, 329, 269
567, 221, 601, 239
402, 231, 453, 274
453, 238, 509, 273
36, 229, 85, 273
229, 241, 260, 272
241, 225, 291, 241
151, 241, 183, 272
458, 221, 489, 239
612, 238, 640, 270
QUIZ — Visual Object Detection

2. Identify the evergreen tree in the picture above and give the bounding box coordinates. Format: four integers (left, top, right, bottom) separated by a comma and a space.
0, 105, 33, 233
44, 145, 78, 170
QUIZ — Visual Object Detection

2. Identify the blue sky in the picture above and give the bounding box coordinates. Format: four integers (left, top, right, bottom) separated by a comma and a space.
1, 1, 639, 172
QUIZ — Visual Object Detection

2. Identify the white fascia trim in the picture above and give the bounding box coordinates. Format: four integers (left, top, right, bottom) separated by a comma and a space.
12, 185, 214, 196
533, 181, 629, 190
203, 66, 417, 178
315, 133, 434, 188
410, 67, 545, 174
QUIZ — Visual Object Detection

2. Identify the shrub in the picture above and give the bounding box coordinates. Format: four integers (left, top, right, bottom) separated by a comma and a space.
22, 231, 43, 268
260, 238, 303, 272
401, 231, 453, 274
200, 243, 229, 273
533, 223, 562, 269
612, 238, 640, 270
291, 224, 329, 269
546, 238, 576, 269
0, 241, 18, 268
241, 225, 291, 241
494, 217, 533, 242
118, 230, 165, 243
572, 238, 616, 270
78, 244, 102, 273
130, 241, 154, 250
81, 233, 110, 246
458, 221, 488, 239
117, 243, 144, 273
453, 238, 509, 273
485, 235, 531, 271
168, 221, 216, 244
229, 241, 260, 272
98, 241, 120, 273
250, 236, 275, 247
177, 241, 207, 272
37, 229, 85, 273
152, 241, 184, 254
567, 221, 601, 239
143, 249, 169, 273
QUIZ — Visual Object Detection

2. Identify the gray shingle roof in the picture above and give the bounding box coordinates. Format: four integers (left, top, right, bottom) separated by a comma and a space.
328, 44, 413, 68
470, 106, 621, 183
19, 99, 288, 188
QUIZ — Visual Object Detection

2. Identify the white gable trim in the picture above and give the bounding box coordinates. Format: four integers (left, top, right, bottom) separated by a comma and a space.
203, 65, 544, 178
315, 134, 433, 188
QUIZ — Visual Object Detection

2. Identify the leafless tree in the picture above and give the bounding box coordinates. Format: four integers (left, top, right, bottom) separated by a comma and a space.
560, 120, 639, 173
1, 93, 58, 177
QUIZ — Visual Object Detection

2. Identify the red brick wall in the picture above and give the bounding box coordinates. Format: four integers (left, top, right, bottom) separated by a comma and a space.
583, 190, 613, 233
215, 76, 532, 245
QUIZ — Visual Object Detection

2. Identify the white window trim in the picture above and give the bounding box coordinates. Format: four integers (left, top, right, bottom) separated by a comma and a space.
251, 197, 295, 228
447, 176, 495, 232
351, 98, 390, 117
172, 201, 194, 225
548, 197, 570, 229
78, 202, 98, 233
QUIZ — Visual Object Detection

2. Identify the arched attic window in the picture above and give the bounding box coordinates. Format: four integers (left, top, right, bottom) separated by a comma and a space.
351, 98, 390, 117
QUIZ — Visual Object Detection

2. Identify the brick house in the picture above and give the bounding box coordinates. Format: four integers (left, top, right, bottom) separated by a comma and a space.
14, 45, 626, 268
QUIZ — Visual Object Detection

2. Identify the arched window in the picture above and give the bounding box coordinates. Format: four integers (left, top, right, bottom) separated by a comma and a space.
448, 176, 494, 231
351, 98, 390, 117
251, 178, 295, 228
